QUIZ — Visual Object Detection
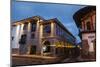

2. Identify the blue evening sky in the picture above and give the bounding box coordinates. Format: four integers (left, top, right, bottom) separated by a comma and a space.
11, 1, 86, 43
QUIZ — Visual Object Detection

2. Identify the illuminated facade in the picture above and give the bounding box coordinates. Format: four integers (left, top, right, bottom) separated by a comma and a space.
73, 6, 96, 59
11, 16, 76, 57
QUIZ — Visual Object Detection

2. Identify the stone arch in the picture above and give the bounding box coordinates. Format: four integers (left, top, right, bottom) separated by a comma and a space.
42, 40, 51, 53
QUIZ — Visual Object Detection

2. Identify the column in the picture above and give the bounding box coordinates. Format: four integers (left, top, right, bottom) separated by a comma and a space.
17, 23, 24, 54
83, 20, 86, 31
51, 40, 56, 56
82, 21, 84, 31
40, 25, 43, 55
36, 20, 42, 55
27, 22, 31, 54
51, 22, 56, 37
51, 22, 56, 56
90, 15, 94, 31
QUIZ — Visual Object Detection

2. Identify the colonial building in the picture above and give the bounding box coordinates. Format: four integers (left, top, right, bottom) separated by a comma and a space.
11, 16, 76, 57
73, 6, 96, 59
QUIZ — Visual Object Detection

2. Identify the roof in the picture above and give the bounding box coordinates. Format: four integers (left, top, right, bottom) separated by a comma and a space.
73, 6, 96, 27
12, 16, 45, 25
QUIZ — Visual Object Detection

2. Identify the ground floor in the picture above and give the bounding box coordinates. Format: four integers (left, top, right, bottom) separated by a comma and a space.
12, 54, 62, 66
81, 32, 96, 59
12, 53, 96, 66
12, 47, 76, 56
12, 37, 76, 57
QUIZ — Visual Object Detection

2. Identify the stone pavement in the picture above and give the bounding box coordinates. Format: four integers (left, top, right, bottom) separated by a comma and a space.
12, 54, 63, 66
12, 54, 96, 66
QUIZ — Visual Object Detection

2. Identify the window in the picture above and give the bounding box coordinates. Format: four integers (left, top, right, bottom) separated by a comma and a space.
56, 25, 59, 36
12, 36, 14, 41
30, 45, 36, 54
31, 22, 36, 32
58, 26, 60, 36
59, 27, 62, 36
56, 25, 60, 36
31, 33, 35, 39
86, 21, 91, 31
23, 23, 28, 30
44, 25, 51, 33
19, 34, 27, 44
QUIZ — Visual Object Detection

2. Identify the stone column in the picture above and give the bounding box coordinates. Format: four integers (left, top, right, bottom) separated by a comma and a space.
19, 23, 24, 39
13, 24, 21, 54
51, 40, 56, 56
18, 23, 24, 54
39, 25, 43, 55
26, 22, 31, 54
15, 24, 21, 49
50, 22, 56, 56
35, 20, 42, 55
90, 15, 94, 31
51, 22, 55, 37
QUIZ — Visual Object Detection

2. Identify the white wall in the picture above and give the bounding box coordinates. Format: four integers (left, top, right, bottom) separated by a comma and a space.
11, 25, 21, 48
82, 33, 95, 52
11, 26, 17, 48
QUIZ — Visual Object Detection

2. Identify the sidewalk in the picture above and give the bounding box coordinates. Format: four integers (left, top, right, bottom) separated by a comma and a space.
12, 54, 58, 59
12, 54, 62, 66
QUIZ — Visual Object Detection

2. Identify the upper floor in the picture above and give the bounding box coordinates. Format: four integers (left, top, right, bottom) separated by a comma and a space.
11, 16, 76, 44
73, 6, 96, 33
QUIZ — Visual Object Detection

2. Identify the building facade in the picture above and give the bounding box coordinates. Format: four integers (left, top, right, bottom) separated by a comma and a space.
11, 16, 76, 57
73, 6, 96, 59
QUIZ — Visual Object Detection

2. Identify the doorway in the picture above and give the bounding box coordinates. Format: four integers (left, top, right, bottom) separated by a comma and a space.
43, 41, 51, 53
30, 45, 36, 54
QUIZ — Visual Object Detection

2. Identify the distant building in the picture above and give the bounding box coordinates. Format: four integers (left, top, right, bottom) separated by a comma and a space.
73, 6, 96, 59
11, 16, 76, 57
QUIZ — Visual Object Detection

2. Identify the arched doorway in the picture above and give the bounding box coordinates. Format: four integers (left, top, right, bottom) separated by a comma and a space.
42, 41, 51, 53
